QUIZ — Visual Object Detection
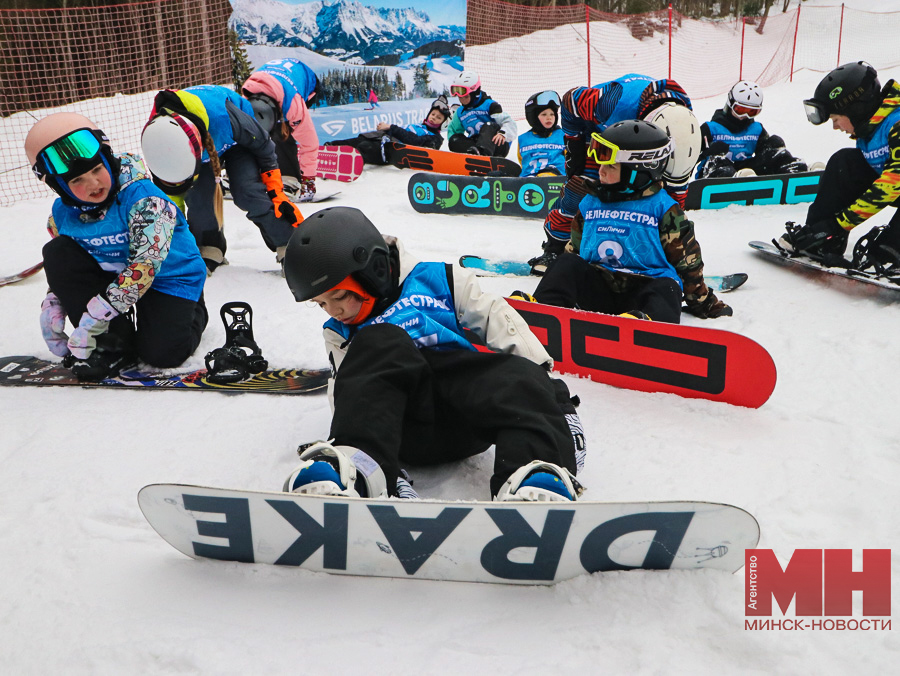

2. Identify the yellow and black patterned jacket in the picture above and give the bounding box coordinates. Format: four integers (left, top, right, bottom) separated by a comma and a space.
837, 80, 900, 231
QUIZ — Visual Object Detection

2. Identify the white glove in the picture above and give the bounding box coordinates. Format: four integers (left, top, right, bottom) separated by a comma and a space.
67, 294, 118, 359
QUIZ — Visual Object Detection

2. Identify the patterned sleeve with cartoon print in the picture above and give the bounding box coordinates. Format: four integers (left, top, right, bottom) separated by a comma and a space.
836, 118, 900, 231
104, 196, 178, 314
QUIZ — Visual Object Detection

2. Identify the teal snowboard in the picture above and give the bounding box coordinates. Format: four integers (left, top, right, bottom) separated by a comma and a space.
408, 173, 564, 218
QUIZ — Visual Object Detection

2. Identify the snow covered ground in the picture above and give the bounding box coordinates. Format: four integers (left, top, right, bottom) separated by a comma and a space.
1, 66, 899, 674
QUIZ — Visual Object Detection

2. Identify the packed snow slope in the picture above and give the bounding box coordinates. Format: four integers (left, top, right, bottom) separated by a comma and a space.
0, 67, 898, 674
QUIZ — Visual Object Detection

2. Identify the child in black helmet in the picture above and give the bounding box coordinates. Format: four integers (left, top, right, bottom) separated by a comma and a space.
778, 61, 900, 274
518, 90, 566, 177
281, 207, 586, 502
324, 95, 451, 165
534, 119, 731, 323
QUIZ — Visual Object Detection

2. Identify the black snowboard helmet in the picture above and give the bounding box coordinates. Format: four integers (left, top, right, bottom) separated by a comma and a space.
804, 61, 881, 130
283, 207, 392, 302
524, 90, 561, 132
588, 119, 673, 199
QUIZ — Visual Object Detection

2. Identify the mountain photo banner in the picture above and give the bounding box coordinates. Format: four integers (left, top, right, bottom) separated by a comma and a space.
229, 0, 467, 140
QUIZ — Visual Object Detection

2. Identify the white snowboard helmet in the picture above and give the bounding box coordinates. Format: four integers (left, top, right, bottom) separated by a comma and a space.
642, 102, 700, 188
141, 114, 203, 194
451, 71, 481, 98
727, 81, 764, 119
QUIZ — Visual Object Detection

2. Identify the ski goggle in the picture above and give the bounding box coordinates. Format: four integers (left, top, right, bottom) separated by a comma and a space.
450, 84, 478, 97
32, 128, 108, 180
803, 98, 830, 125
587, 132, 673, 165
731, 102, 761, 119
532, 91, 561, 107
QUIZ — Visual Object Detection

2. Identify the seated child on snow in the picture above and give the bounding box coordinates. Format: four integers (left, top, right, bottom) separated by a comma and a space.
696, 80, 808, 179
534, 119, 731, 324
518, 90, 566, 177
280, 207, 585, 501
446, 70, 516, 158
324, 95, 450, 165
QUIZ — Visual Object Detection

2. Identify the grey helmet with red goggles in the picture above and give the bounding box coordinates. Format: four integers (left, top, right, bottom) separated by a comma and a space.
525, 90, 561, 133
804, 61, 881, 131
727, 80, 764, 120
140, 113, 204, 196
24, 112, 120, 210
450, 71, 481, 98
587, 119, 673, 199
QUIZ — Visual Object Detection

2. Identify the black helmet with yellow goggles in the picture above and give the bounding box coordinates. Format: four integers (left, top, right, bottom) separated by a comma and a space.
587, 119, 673, 199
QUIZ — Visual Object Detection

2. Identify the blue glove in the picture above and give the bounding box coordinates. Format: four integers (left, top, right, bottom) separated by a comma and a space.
40, 292, 70, 358
67, 294, 118, 359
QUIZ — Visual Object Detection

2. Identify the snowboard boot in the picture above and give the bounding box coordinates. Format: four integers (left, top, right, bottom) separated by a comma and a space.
698, 154, 736, 179
776, 221, 848, 266
204, 302, 268, 384
65, 333, 136, 382
496, 460, 583, 502
509, 290, 537, 303
284, 441, 388, 498
527, 236, 567, 276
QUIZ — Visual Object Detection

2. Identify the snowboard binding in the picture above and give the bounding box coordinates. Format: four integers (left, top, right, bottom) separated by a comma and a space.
204, 302, 268, 384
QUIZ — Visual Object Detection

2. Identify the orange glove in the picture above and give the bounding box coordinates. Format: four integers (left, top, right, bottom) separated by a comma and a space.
260, 168, 304, 227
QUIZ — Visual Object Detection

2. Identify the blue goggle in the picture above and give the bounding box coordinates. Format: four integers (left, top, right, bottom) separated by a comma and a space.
32, 128, 108, 180
534, 91, 561, 107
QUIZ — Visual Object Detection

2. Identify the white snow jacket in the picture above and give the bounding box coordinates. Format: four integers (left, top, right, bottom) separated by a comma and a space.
322, 236, 552, 408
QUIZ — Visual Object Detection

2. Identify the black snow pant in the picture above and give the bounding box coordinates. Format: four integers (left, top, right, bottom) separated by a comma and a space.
274, 134, 302, 181
806, 147, 900, 250
184, 147, 296, 256
535, 253, 683, 324
43, 236, 208, 368
447, 121, 511, 158
328, 323, 577, 497
326, 132, 388, 165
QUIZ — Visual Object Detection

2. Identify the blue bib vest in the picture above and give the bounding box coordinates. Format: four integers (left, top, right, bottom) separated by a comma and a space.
53, 171, 206, 302
404, 122, 432, 136
184, 85, 256, 160
257, 59, 317, 118
857, 107, 900, 173
591, 74, 655, 130
578, 189, 681, 287
518, 128, 565, 176
325, 262, 475, 352
457, 95, 495, 138
695, 119, 763, 177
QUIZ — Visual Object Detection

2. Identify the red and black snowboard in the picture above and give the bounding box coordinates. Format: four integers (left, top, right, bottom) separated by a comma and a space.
388, 143, 521, 177
316, 145, 364, 182
507, 299, 776, 408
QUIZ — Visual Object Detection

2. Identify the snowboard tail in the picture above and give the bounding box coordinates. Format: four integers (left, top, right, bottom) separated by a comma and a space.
0, 356, 329, 395
316, 145, 364, 182
684, 171, 822, 210
409, 173, 563, 217
748, 240, 900, 294
507, 299, 776, 408
138, 484, 760, 584
0, 262, 44, 288
390, 144, 521, 177
458, 256, 748, 292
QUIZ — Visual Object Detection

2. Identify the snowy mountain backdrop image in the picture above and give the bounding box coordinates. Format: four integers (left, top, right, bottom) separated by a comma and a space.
229, 0, 465, 65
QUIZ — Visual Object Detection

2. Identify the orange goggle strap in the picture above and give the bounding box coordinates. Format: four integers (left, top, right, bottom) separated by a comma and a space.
587, 132, 673, 165
331, 275, 377, 325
